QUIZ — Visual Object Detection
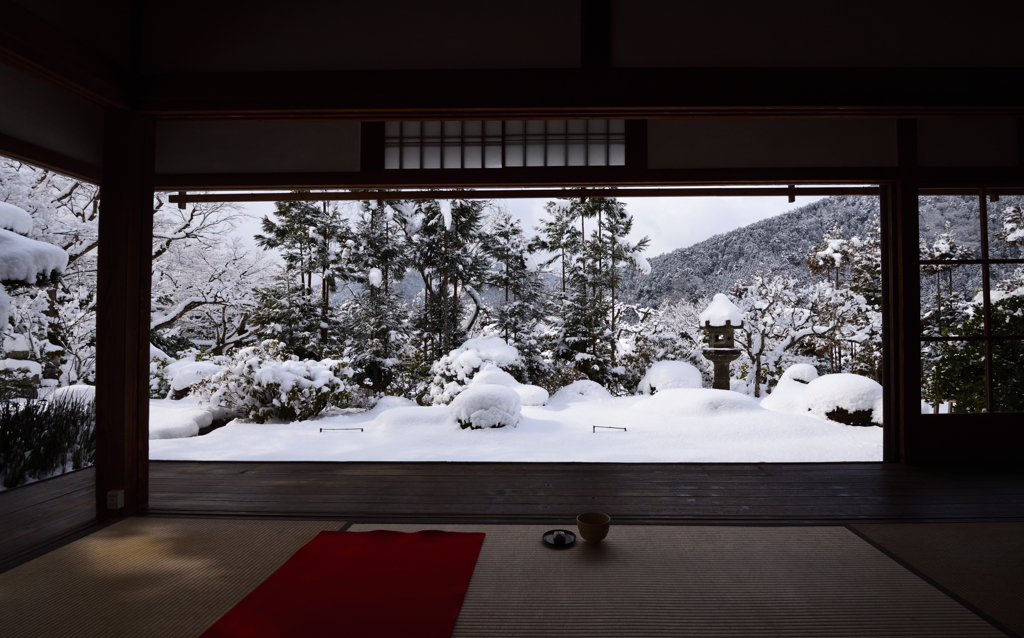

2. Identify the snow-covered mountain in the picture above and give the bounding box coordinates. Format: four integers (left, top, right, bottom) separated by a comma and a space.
618, 194, 1024, 307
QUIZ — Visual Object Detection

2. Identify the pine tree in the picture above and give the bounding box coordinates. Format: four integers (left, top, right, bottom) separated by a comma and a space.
343, 200, 413, 394
482, 208, 546, 382
404, 199, 491, 362
919, 221, 972, 337
255, 196, 351, 350
534, 197, 649, 387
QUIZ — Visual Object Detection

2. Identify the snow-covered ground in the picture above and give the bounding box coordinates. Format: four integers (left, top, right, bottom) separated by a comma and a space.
149, 388, 882, 463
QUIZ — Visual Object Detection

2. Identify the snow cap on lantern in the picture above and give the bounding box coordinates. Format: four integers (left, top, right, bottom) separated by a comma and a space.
699, 294, 743, 349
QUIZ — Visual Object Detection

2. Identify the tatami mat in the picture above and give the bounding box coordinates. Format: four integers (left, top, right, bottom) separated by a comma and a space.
853, 522, 1024, 637
0, 517, 344, 638
350, 523, 1004, 638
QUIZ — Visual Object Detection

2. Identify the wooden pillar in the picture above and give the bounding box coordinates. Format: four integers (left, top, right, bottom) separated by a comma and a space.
892, 119, 921, 463
95, 109, 154, 517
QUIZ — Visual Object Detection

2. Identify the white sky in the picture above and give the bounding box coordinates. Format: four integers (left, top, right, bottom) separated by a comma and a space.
230, 194, 827, 261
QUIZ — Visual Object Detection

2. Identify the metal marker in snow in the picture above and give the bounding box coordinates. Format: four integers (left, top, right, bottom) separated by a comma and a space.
320, 428, 364, 432
593, 426, 627, 433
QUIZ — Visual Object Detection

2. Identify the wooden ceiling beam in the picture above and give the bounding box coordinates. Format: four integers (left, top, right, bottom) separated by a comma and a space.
0, 131, 102, 183
0, 0, 128, 109
135, 68, 1024, 119
166, 186, 881, 205
154, 166, 901, 191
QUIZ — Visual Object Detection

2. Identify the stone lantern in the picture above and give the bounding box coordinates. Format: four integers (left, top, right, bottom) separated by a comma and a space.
700, 294, 743, 390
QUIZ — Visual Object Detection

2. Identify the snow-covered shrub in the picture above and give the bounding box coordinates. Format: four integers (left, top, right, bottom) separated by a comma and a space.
163, 349, 224, 399
0, 393, 95, 489
803, 373, 882, 426
149, 344, 172, 399
469, 363, 548, 406
760, 364, 818, 414
637, 360, 703, 395
448, 384, 521, 429
428, 336, 525, 405
194, 340, 356, 423
549, 379, 612, 405
0, 359, 41, 400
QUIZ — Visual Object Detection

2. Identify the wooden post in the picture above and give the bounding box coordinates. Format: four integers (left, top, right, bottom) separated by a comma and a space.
893, 119, 920, 464
95, 109, 154, 517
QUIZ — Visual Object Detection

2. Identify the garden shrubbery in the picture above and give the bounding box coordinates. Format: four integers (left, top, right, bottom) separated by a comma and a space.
194, 340, 357, 423
0, 393, 95, 489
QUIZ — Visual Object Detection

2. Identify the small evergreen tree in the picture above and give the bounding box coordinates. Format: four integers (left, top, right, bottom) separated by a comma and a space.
255, 197, 351, 351
483, 208, 547, 382
343, 200, 413, 394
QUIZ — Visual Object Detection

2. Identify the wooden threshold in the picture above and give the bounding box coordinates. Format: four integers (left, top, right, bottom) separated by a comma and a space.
148, 461, 1024, 525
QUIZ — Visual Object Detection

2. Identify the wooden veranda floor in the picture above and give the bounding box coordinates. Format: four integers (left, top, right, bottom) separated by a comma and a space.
148, 461, 1024, 524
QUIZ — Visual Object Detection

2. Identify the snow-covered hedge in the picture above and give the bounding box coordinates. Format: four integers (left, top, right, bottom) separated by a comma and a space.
637, 360, 703, 395
760, 364, 818, 414
194, 340, 356, 423
549, 379, 612, 405
469, 363, 548, 406
448, 384, 521, 429
428, 336, 526, 404
803, 373, 883, 426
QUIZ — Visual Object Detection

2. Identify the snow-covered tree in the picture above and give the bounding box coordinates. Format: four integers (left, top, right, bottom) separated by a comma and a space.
919, 221, 973, 337
403, 199, 491, 361
255, 197, 352, 348
342, 200, 414, 394
482, 207, 547, 382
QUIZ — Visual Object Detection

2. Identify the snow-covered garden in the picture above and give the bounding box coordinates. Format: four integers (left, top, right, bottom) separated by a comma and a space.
150, 338, 883, 463
5, 154, 1024, 477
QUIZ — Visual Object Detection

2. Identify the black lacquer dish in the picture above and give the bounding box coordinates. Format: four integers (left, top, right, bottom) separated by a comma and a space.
542, 529, 576, 547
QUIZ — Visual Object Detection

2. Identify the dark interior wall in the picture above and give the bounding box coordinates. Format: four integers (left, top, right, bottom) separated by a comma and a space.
0, 64, 104, 167
612, 1, 1024, 68
648, 119, 898, 169
141, 0, 581, 73
154, 121, 360, 174
917, 118, 1020, 167
7, 0, 132, 68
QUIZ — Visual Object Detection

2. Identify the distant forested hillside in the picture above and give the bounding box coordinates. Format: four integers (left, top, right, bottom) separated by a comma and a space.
618, 194, 1024, 307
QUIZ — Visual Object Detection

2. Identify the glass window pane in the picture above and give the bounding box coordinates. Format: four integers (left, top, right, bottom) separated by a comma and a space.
463, 120, 482, 137
401, 121, 421, 139
422, 145, 441, 169
384, 121, 400, 138
525, 141, 545, 166
568, 142, 586, 166
547, 142, 566, 166
922, 339, 987, 414
463, 145, 482, 169
484, 120, 502, 136
920, 264, 984, 338
402, 145, 420, 169
443, 146, 461, 169
609, 141, 626, 166
919, 195, 981, 261
609, 119, 626, 134
422, 121, 441, 137
567, 119, 587, 135
547, 119, 567, 135
587, 119, 608, 135
504, 120, 525, 136
526, 120, 545, 135
384, 146, 400, 170
989, 263, 1024, 337
504, 143, 524, 167
484, 144, 502, 168
443, 120, 462, 137
988, 196, 1024, 260
993, 338, 1024, 412
588, 141, 608, 166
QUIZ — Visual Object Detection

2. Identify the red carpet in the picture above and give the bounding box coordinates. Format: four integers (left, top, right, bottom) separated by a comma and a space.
200, 530, 485, 638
